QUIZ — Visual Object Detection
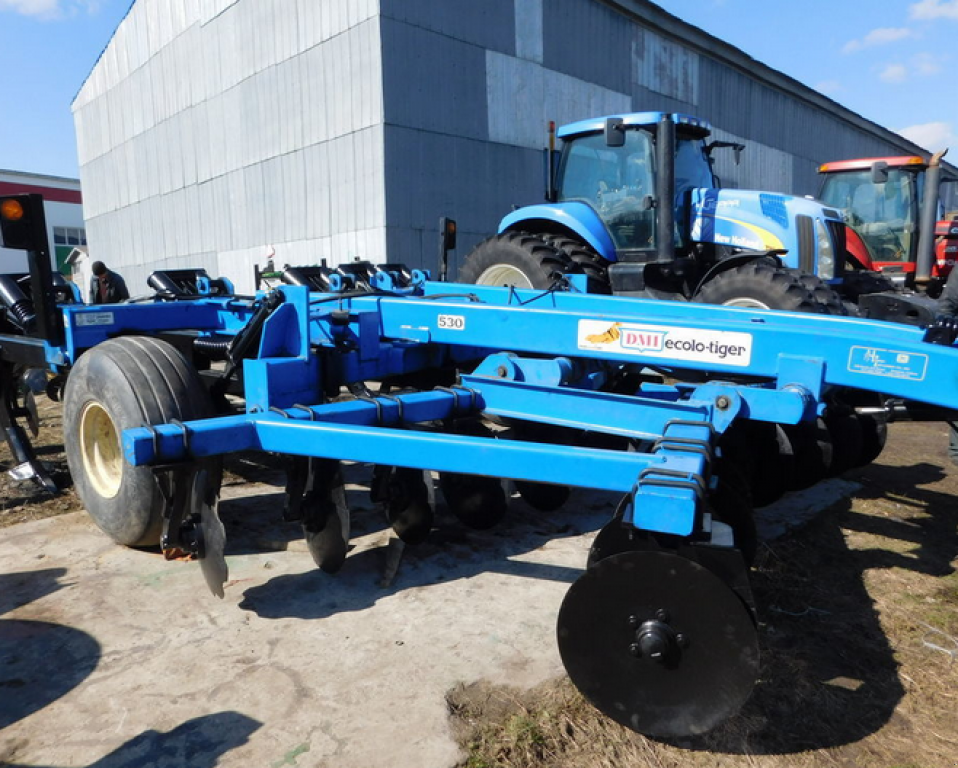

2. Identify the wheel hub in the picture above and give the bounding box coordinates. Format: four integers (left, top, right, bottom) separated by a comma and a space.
630, 615, 687, 663
78, 401, 122, 499
475, 263, 534, 288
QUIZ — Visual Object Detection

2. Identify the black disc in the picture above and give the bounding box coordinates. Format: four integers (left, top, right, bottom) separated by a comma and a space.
824, 413, 863, 476
708, 468, 757, 566
439, 471, 507, 530
854, 413, 887, 466
781, 419, 833, 490
303, 468, 351, 574
385, 467, 434, 545
719, 422, 788, 508
193, 470, 228, 598
587, 496, 661, 569
515, 480, 571, 512
557, 550, 759, 738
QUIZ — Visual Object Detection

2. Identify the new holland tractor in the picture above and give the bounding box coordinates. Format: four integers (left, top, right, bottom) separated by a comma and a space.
459, 112, 851, 313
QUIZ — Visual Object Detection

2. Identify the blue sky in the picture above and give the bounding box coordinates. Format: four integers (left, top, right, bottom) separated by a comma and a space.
0, 0, 955, 179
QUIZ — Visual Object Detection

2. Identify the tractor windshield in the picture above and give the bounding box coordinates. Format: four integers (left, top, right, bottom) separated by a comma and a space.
556, 129, 657, 252
942, 178, 958, 217
819, 169, 920, 263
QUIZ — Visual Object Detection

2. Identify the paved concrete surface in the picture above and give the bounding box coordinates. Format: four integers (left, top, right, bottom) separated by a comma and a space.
0, 465, 857, 768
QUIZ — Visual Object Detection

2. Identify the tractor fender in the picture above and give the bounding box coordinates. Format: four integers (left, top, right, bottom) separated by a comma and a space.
844, 225, 875, 270
691, 251, 780, 297
499, 202, 618, 263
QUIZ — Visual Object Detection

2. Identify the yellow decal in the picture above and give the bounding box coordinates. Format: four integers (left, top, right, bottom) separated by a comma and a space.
714, 215, 785, 250
586, 322, 622, 344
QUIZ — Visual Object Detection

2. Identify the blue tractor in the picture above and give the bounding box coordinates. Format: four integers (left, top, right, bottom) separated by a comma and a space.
459, 112, 849, 313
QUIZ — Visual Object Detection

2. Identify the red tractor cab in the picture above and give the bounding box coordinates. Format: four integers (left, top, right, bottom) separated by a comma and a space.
818, 153, 958, 293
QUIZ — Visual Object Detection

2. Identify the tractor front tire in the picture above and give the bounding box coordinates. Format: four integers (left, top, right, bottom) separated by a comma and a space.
694, 262, 821, 313
798, 273, 855, 315
63, 336, 218, 547
458, 232, 572, 289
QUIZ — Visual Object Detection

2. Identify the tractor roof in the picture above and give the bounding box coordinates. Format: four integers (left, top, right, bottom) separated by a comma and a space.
558, 113, 712, 140
818, 156, 927, 174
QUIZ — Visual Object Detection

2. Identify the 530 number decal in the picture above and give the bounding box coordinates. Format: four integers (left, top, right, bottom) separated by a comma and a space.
438, 314, 465, 330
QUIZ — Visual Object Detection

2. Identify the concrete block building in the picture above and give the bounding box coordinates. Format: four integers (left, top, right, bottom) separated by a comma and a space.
72, 0, 942, 294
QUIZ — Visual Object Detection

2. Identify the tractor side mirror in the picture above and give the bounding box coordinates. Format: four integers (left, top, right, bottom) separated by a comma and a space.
870, 161, 889, 184
605, 117, 625, 147
438, 217, 457, 282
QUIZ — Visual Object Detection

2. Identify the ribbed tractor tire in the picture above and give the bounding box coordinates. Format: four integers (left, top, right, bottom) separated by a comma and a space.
798, 273, 855, 316
542, 235, 612, 294
457, 232, 573, 289
694, 262, 822, 312
63, 336, 219, 547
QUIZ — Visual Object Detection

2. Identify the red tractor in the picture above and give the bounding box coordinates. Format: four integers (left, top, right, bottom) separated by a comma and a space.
818, 151, 958, 298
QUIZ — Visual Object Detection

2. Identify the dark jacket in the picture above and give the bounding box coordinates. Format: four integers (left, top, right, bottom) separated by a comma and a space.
88, 270, 130, 305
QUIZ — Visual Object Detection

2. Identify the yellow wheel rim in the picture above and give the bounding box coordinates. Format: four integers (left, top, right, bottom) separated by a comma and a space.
79, 402, 123, 498
476, 264, 534, 288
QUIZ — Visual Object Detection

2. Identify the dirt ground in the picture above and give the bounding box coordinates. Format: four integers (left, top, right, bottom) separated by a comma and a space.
2, 397, 957, 768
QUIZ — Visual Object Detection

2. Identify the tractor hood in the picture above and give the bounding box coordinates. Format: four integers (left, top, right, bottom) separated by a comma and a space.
689, 188, 845, 274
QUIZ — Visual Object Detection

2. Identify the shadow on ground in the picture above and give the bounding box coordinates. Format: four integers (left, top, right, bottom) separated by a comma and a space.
1, 567, 100, 733
675, 458, 957, 754
0, 711, 261, 768
236, 480, 616, 620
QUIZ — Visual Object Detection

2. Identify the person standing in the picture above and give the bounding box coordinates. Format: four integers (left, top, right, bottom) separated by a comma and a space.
88, 261, 129, 304
933, 267, 958, 464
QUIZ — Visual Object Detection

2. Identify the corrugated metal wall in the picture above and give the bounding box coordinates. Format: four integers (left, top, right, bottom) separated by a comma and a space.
74, 0, 383, 294
75, 0, 938, 286
380, 0, 930, 271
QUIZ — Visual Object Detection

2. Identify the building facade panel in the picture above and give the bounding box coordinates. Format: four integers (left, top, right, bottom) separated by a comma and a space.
542, 0, 634, 94
75, 0, 385, 293
380, 0, 516, 56
381, 18, 490, 141
73, 0, 952, 290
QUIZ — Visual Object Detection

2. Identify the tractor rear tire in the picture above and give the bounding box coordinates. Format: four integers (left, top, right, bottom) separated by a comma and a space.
458, 232, 573, 289
542, 235, 612, 294
694, 262, 821, 312
63, 336, 219, 547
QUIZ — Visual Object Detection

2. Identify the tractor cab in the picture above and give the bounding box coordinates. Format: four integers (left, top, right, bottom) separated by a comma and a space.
550, 113, 714, 260
818, 154, 958, 287
818, 157, 925, 271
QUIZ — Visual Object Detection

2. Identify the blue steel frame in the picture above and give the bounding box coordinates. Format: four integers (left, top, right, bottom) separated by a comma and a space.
98, 277, 958, 541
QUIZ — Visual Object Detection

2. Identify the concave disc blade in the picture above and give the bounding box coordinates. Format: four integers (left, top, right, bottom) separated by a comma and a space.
557, 550, 758, 738
304, 483, 351, 574
194, 470, 228, 598
24, 390, 39, 437
587, 496, 660, 569
386, 467, 433, 545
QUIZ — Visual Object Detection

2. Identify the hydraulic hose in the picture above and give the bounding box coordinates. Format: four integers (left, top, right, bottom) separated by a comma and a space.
0, 275, 36, 332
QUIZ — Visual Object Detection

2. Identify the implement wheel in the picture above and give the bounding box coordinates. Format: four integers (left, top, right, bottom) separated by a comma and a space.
63, 336, 219, 547
458, 232, 573, 289
694, 262, 821, 312
558, 550, 759, 738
